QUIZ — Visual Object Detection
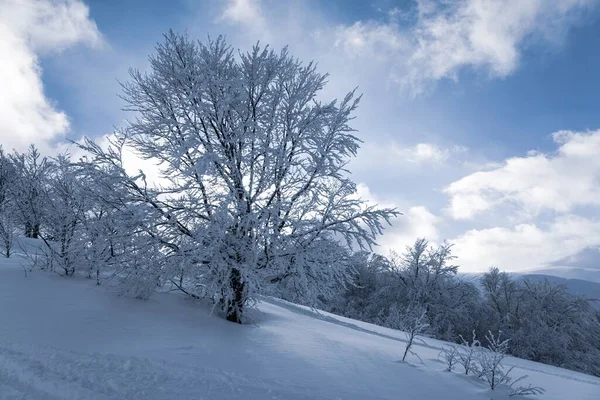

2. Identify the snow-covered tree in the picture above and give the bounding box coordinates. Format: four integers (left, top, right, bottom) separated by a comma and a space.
0, 208, 15, 259
480, 267, 521, 332
38, 155, 88, 276
0, 148, 16, 258
509, 278, 600, 376
79, 32, 397, 323
476, 331, 512, 390
326, 251, 393, 320
8, 145, 52, 239
401, 307, 429, 362
326, 239, 482, 341
439, 344, 460, 372
388, 239, 478, 340
80, 204, 119, 285
472, 330, 545, 395
477, 270, 600, 376
384, 304, 429, 362
458, 330, 481, 375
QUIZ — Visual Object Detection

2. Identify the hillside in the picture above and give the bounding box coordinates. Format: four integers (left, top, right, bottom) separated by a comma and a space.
1, 256, 599, 399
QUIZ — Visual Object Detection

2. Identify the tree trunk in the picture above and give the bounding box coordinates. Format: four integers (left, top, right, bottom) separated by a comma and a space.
24, 222, 32, 238
226, 268, 244, 324
24, 222, 40, 239
32, 222, 40, 239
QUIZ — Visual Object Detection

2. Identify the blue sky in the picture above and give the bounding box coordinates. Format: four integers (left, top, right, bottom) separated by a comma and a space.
2, 0, 600, 275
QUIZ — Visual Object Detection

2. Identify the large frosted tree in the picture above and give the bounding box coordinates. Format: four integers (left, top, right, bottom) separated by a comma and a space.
81, 32, 397, 323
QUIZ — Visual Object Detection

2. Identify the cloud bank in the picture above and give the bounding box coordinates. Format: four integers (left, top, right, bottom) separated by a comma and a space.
0, 0, 102, 153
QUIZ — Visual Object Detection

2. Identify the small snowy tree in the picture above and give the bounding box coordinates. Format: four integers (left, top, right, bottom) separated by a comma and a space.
385, 304, 429, 362
475, 331, 545, 395
476, 331, 512, 390
387, 239, 475, 341
439, 344, 460, 372
458, 330, 481, 375
81, 205, 118, 285
402, 307, 429, 362
79, 32, 398, 323
481, 267, 520, 333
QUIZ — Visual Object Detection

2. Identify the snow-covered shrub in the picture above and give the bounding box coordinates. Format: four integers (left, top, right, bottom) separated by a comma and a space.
384, 304, 429, 362
458, 330, 481, 375
508, 375, 545, 397
439, 344, 461, 372
476, 331, 513, 390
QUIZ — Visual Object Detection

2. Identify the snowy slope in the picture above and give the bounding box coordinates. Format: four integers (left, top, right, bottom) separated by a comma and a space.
0, 255, 599, 399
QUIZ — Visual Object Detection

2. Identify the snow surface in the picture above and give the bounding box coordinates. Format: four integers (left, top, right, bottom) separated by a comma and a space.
0, 251, 599, 399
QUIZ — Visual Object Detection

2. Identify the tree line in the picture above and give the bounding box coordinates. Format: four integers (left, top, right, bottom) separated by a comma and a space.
318, 240, 600, 377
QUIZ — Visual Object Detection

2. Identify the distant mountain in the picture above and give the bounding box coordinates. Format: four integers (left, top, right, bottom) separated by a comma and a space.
490, 246, 600, 284
521, 247, 600, 284
517, 266, 600, 284
550, 247, 600, 271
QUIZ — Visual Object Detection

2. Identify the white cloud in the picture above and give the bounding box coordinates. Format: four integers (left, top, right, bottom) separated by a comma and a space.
218, 0, 267, 39
0, 0, 101, 153
452, 214, 600, 273
213, 0, 594, 98
356, 183, 441, 253
444, 130, 600, 220
379, 205, 441, 253
334, 21, 409, 60
445, 129, 600, 273
405, 0, 594, 92
406, 143, 467, 164
358, 142, 467, 169
329, 0, 594, 94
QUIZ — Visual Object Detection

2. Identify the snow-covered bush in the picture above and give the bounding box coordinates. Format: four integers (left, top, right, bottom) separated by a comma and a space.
439, 344, 461, 372
384, 304, 429, 362
472, 331, 545, 395
458, 330, 481, 375
476, 331, 513, 390
508, 376, 545, 397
